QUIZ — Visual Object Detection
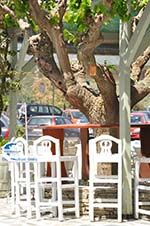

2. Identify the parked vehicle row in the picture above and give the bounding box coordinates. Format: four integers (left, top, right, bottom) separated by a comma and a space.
1, 103, 150, 141
27, 115, 80, 140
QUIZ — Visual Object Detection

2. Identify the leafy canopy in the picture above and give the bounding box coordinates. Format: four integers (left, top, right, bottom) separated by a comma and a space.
2, 0, 148, 41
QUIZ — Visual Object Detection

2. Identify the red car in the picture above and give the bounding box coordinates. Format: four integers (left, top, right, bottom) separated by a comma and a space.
130, 111, 150, 139
62, 109, 89, 124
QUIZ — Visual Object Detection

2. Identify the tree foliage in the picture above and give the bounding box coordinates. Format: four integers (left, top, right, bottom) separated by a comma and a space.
0, 0, 149, 125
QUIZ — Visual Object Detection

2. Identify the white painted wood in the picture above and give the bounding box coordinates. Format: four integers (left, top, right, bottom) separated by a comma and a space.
89, 135, 122, 222
15, 32, 29, 72
125, 1, 150, 65
119, 19, 132, 215
3, 137, 34, 218
134, 157, 150, 219
33, 135, 79, 221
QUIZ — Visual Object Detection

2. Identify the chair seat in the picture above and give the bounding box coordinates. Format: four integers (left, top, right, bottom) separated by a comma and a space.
93, 203, 118, 208
93, 175, 118, 183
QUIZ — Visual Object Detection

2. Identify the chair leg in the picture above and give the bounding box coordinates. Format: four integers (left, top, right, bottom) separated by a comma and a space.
57, 162, 63, 221
89, 183, 94, 221
117, 166, 122, 222
26, 162, 32, 219
74, 158, 80, 218
15, 163, 21, 217
51, 162, 57, 217
34, 162, 41, 220
118, 181, 122, 222
10, 162, 15, 214
134, 161, 140, 219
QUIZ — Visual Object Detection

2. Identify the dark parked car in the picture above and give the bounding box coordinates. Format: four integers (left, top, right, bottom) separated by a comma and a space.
26, 115, 80, 140
18, 104, 63, 124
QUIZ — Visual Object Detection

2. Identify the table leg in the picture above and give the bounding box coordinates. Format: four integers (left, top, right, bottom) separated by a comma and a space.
80, 128, 89, 180
140, 126, 150, 178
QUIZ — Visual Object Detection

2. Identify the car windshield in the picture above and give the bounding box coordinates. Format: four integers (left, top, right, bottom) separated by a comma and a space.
80, 116, 89, 123
131, 115, 142, 124
72, 111, 85, 119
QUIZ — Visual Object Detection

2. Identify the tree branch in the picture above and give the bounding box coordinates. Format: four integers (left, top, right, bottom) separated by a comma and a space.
29, 32, 66, 93
77, 14, 104, 73
131, 46, 150, 81
58, 0, 67, 22
29, 0, 71, 74
131, 72, 150, 107
77, 0, 113, 75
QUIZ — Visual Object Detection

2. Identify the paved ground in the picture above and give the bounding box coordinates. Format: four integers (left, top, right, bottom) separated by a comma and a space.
0, 198, 150, 226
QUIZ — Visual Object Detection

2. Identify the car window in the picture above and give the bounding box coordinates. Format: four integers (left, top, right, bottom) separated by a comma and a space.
72, 111, 85, 119
55, 117, 65, 125
28, 118, 52, 126
65, 112, 71, 119
51, 106, 62, 115
0, 120, 5, 127
63, 118, 72, 124
38, 106, 49, 114
146, 112, 150, 120
29, 106, 38, 113
80, 116, 89, 123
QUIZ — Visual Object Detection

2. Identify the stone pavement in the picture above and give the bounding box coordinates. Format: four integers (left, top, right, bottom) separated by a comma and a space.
0, 198, 150, 226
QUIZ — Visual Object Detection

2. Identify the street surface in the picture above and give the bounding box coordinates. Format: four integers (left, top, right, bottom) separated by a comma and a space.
0, 198, 150, 226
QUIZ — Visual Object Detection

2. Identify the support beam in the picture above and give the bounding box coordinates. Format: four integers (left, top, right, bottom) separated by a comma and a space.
22, 56, 36, 72
119, 20, 132, 216
125, 1, 150, 65
15, 32, 29, 72
134, 32, 150, 61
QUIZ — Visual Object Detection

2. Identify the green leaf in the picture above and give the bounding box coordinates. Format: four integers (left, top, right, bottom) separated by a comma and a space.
13, 0, 29, 18
63, 29, 77, 44
3, 14, 17, 28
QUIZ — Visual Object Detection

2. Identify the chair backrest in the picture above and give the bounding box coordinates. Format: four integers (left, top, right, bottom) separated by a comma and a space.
14, 137, 28, 157
33, 135, 60, 157
2, 137, 28, 160
89, 135, 122, 175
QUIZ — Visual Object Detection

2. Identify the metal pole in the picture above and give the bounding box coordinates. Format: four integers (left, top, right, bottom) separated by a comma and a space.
8, 30, 18, 139
24, 103, 28, 143
52, 83, 55, 105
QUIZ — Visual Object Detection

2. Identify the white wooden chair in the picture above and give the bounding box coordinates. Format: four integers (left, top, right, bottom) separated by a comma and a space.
134, 156, 150, 218
2, 137, 34, 218
88, 134, 122, 222
2, 139, 16, 214
33, 135, 79, 221
14, 137, 34, 218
